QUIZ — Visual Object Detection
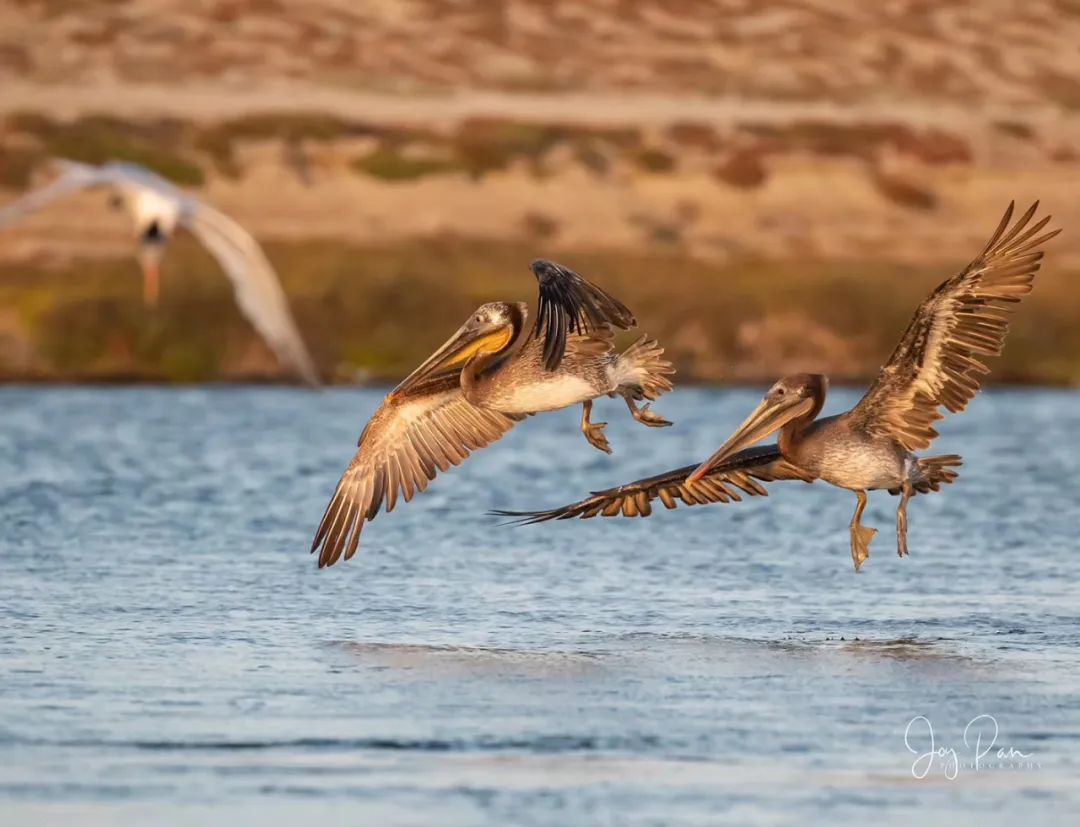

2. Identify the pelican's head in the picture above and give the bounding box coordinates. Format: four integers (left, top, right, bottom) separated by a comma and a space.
687, 373, 827, 484
388, 302, 522, 399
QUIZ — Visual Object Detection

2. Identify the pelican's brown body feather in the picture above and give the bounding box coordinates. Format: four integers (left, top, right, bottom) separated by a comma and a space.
466, 326, 616, 412
468, 327, 672, 414
784, 414, 909, 491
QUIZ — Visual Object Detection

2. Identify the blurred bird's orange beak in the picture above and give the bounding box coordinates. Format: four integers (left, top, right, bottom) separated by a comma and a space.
141, 261, 159, 306
137, 245, 163, 307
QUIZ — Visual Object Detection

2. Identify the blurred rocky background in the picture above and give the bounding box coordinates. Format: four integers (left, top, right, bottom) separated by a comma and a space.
1, 0, 1079, 384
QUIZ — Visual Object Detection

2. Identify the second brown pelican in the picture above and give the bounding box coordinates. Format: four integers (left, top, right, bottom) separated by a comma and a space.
311, 259, 674, 567
498, 202, 1058, 571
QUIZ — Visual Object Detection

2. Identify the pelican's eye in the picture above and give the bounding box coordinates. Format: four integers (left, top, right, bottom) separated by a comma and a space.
776, 387, 786, 396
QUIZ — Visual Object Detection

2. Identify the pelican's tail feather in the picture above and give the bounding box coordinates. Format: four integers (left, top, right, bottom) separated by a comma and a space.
613, 335, 675, 401
890, 454, 962, 496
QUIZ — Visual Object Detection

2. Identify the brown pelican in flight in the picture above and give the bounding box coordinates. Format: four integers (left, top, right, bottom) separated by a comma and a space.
0, 160, 318, 385
499, 202, 1058, 571
311, 259, 675, 567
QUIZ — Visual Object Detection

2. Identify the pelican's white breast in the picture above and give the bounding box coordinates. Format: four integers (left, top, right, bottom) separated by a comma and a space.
498, 374, 598, 413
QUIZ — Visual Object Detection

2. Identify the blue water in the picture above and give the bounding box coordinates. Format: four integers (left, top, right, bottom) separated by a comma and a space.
1, 386, 1078, 826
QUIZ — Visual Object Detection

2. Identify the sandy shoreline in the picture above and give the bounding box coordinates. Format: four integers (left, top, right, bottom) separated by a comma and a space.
2, 81, 1076, 131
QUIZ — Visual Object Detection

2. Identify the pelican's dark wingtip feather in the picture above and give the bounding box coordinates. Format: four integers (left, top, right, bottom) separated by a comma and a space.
976, 200, 1015, 258
310, 489, 342, 554
488, 509, 559, 527
529, 259, 636, 371
491, 446, 808, 526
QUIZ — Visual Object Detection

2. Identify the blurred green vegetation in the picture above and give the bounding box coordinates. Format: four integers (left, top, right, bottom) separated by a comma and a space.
349, 148, 463, 181
0, 146, 42, 189
195, 113, 359, 178
2, 109, 975, 202
1, 238, 1077, 386
4, 111, 644, 186
6, 112, 206, 185
634, 148, 676, 173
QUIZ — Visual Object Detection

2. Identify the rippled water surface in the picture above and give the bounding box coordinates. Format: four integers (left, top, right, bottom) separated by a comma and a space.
2, 386, 1079, 825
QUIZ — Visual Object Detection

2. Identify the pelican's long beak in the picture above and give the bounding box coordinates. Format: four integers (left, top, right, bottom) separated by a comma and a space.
686, 395, 814, 484
136, 244, 163, 306
388, 319, 511, 400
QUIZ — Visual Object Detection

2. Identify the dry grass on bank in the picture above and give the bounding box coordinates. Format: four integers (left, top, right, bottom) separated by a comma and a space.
1, 238, 1076, 386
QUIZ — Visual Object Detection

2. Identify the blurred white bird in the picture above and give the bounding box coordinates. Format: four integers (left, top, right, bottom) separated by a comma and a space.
0, 159, 320, 385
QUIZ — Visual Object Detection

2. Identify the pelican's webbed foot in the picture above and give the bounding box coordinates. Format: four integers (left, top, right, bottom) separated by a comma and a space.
580, 400, 612, 454
851, 523, 877, 572
625, 398, 672, 428
849, 490, 877, 572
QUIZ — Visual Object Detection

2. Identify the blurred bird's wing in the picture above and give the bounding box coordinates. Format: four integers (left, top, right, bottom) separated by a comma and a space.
181, 201, 320, 386
0, 160, 117, 228
311, 372, 526, 567
528, 259, 636, 371
493, 444, 812, 524
0, 159, 187, 230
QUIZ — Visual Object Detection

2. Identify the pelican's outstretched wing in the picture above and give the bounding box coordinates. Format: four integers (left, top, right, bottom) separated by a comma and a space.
847, 202, 1059, 451
529, 259, 636, 371
493, 445, 812, 524
312, 373, 525, 567
182, 203, 319, 386
0, 160, 117, 228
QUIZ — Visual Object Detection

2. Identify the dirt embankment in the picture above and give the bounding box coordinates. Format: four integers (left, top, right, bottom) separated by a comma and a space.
1, 0, 1078, 384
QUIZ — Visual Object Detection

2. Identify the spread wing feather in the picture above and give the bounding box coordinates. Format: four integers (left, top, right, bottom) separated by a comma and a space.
493, 445, 812, 524
312, 374, 524, 567
183, 205, 320, 386
0, 160, 135, 228
529, 259, 636, 371
847, 201, 1059, 451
